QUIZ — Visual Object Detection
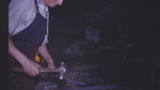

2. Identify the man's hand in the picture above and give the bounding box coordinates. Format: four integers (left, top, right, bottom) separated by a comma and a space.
38, 44, 56, 69
9, 37, 41, 76
21, 59, 41, 76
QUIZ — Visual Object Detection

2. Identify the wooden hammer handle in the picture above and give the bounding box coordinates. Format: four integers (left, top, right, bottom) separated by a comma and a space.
12, 67, 58, 73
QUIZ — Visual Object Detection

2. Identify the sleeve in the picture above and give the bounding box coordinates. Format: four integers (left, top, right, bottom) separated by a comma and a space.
42, 7, 49, 44
42, 33, 49, 44
37, 0, 44, 4
9, 0, 30, 37
42, 18, 49, 44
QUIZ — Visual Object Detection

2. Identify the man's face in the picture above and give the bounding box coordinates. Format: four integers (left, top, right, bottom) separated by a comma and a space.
44, 0, 63, 8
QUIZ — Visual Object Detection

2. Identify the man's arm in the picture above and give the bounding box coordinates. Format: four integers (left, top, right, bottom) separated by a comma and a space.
38, 44, 56, 69
8, 37, 41, 76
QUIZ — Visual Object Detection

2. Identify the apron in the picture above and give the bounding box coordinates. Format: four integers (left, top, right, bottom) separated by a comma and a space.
11, 0, 47, 61
8, 0, 47, 89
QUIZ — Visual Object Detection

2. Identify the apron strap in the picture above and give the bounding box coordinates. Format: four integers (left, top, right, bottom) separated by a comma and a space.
34, 0, 40, 13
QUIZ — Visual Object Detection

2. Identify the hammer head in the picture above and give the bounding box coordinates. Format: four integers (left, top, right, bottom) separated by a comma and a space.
58, 62, 67, 79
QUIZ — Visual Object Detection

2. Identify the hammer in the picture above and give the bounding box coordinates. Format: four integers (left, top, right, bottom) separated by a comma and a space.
12, 62, 67, 79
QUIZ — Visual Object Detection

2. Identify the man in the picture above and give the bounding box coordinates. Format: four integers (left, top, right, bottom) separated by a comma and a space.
8, 0, 63, 89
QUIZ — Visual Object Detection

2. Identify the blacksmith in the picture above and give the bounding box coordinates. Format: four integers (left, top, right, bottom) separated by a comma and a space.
8, 0, 63, 89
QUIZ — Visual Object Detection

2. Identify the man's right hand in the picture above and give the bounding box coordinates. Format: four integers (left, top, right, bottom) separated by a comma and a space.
21, 59, 41, 76
9, 37, 41, 76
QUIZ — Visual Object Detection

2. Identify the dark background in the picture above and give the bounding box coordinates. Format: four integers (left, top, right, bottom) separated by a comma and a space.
47, 0, 153, 89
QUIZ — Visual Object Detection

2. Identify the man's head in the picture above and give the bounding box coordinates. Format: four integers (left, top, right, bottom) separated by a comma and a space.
43, 0, 63, 8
